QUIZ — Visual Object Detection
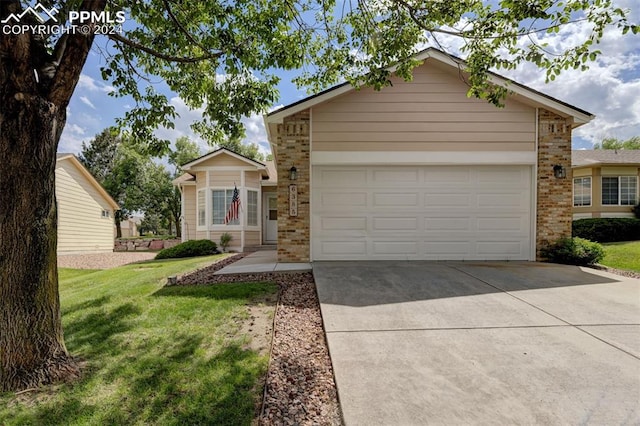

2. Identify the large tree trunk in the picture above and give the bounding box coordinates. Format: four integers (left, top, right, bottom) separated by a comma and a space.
0, 94, 81, 392
0, 0, 105, 392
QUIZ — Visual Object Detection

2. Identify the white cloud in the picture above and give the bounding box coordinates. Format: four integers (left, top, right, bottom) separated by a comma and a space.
79, 96, 96, 109
497, 17, 640, 146
77, 74, 114, 93
58, 122, 88, 154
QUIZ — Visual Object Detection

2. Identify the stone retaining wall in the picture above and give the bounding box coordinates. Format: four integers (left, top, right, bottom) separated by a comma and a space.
114, 238, 181, 252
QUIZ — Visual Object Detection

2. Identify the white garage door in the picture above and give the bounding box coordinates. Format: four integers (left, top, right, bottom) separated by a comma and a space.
312, 165, 533, 261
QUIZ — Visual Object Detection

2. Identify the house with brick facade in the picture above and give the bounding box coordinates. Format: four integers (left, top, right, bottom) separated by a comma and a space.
572, 150, 640, 220
263, 48, 594, 262
174, 148, 278, 252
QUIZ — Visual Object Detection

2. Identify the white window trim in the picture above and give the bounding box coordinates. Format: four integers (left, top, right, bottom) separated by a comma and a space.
246, 189, 259, 228
210, 187, 242, 229
601, 176, 639, 206
196, 189, 207, 230
572, 176, 592, 207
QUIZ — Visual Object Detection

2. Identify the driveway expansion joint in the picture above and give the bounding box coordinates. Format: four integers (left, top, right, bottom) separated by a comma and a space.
448, 263, 640, 360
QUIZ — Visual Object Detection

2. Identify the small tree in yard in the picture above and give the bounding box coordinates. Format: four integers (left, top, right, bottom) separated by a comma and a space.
80, 130, 150, 238
0, 0, 637, 392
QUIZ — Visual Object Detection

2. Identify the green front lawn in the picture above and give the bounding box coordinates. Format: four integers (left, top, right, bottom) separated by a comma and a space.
601, 241, 640, 272
0, 255, 277, 425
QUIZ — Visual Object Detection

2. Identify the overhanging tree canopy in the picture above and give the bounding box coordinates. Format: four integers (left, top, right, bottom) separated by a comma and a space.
0, 0, 637, 391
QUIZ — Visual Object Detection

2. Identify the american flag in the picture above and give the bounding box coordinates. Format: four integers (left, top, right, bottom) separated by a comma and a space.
224, 185, 241, 224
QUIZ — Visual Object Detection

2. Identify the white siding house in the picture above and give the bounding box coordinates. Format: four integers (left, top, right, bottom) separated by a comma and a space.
56, 153, 119, 253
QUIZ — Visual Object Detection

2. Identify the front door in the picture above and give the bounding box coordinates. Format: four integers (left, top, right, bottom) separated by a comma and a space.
264, 193, 277, 244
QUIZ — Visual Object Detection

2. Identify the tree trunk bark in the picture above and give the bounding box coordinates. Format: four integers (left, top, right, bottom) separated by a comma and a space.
115, 217, 123, 239
0, 95, 80, 391
0, 0, 104, 392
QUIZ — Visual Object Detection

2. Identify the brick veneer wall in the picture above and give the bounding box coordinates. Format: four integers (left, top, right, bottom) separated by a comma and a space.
276, 110, 311, 262
536, 109, 573, 259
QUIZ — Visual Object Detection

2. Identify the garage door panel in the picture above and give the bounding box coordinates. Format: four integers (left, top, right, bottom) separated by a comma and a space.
320, 241, 367, 256
373, 217, 418, 231
425, 217, 471, 231
424, 169, 472, 183
477, 241, 524, 256
476, 168, 529, 185
476, 216, 527, 232
321, 217, 367, 231
317, 169, 367, 185
424, 194, 471, 208
373, 193, 419, 206
373, 241, 419, 255
372, 169, 419, 183
321, 192, 367, 207
477, 193, 526, 208
312, 165, 532, 261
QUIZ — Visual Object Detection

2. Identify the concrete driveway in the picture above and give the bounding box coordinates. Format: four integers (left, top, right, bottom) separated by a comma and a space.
313, 261, 640, 425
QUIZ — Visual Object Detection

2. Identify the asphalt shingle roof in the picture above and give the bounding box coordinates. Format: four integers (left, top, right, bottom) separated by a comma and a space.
572, 150, 640, 167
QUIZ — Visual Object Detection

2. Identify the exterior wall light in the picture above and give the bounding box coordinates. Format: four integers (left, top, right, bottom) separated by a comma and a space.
289, 166, 297, 181
553, 164, 566, 179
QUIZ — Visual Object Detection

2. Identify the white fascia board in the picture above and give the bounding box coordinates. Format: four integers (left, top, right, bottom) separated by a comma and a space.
264, 83, 354, 125
187, 166, 265, 172
182, 149, 266, 171
311, 151, 537, 165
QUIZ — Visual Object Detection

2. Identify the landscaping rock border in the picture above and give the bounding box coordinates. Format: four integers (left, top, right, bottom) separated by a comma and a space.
114, 238, 181, 252
177, 263, 343, 425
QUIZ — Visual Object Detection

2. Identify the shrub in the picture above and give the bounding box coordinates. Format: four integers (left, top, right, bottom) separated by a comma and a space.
541, 237, 605, 266
572, 218, 640, 242
155, 240, 218, 260
633, 203, 640, 219
219, 232, 232, 252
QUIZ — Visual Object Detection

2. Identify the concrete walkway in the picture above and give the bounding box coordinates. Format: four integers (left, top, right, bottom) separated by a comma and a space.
214, 250, 312, 274
313, 261, 640, 425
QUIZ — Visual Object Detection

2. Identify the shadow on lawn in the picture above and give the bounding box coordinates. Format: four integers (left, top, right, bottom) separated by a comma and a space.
2, 281, 273, 425
14, 337, 262, 425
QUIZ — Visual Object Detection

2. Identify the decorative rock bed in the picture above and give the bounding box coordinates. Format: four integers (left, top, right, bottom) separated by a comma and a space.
114, 238, 181, 252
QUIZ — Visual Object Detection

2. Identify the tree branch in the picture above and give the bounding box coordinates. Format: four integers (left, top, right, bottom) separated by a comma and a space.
108, 33, 222, 63
48, 0, 106, 105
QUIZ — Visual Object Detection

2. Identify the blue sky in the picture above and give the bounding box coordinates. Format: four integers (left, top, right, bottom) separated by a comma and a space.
58, 3, 640, 156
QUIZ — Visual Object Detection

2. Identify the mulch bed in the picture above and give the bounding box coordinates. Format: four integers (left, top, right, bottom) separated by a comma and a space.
176, 255, 343, 425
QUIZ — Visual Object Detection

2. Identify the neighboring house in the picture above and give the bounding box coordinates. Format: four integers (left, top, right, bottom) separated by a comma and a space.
56, 153, 119, 253
572, 150, 640, 220
173, 148, 277, 252
117, 216, 141, 238
262, 48, 594, 262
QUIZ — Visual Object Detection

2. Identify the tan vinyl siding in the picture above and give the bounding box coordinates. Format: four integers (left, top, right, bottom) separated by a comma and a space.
573, 168, 592, 177
312, 62, 536, 152
208, 231, 242, 246
245, 171, 261, 188
209, 170, 241, 187
245, 231, 260, 246
183, 186, 197, 240
601, 166, 639, 176
55, 159, 114, 253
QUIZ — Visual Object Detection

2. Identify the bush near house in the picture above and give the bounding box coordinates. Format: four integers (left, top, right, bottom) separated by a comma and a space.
572, 218, 640, 243
542, 237, 605, 266
155, 240, 219, 260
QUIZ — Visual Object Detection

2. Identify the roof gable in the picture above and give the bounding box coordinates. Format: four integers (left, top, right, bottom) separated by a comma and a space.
56, 154, 119, 210
181, 147, 266, 171
265, 48, 594, 134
